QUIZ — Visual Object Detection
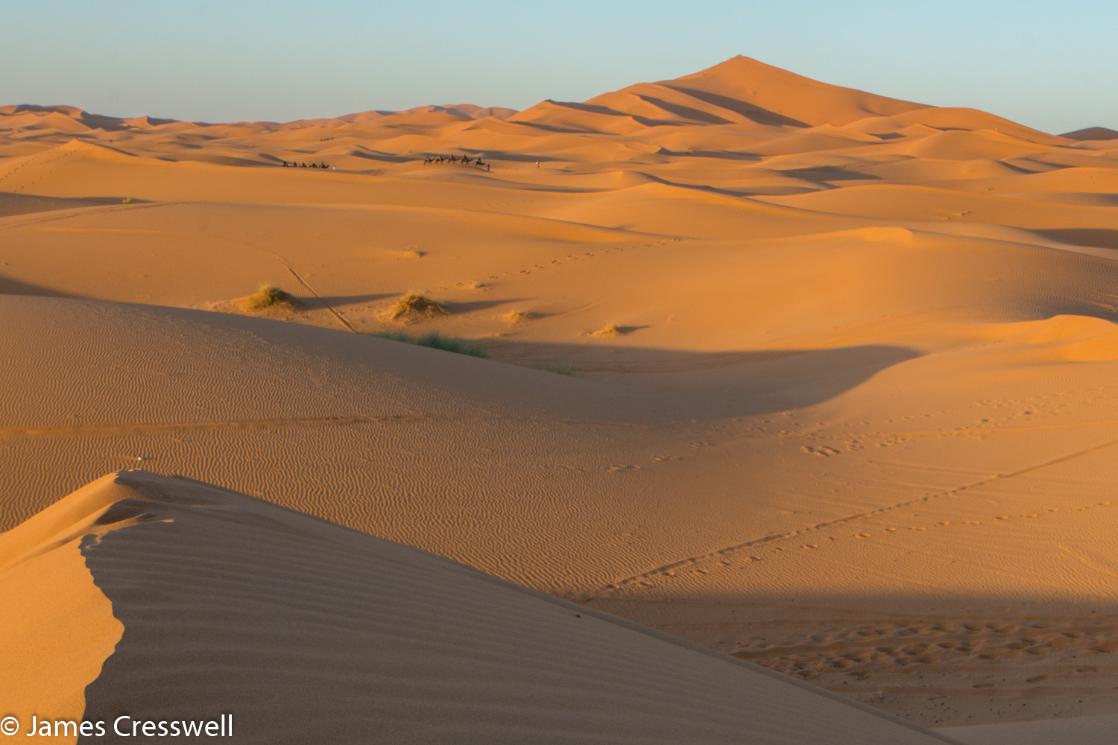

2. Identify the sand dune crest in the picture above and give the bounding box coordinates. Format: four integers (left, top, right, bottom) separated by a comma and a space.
7, 472, 954, 744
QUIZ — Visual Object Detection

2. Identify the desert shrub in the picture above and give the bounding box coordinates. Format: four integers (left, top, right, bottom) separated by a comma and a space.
372, 331, 486, 358
591, 323, 623, 337
245, 284, 296, 311
386, 294, 447, 321
504, 310, 537, 325
415, 333, 486, 357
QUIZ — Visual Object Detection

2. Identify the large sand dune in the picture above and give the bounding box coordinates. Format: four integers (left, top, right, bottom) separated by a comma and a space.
3, 55, 1118, 740
0, 471, 954, 744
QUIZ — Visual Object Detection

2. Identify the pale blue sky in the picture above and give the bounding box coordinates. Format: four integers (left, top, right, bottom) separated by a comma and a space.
3, 1, 1113, 133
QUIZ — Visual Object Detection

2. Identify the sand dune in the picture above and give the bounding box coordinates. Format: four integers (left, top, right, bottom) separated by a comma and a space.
1, 471, 954, 744
653, 55, 923, 126
983, 315, 1118, 361
4, 54, 1118, 740
1062, 126, 1118, 141
842, 107, 1063, 145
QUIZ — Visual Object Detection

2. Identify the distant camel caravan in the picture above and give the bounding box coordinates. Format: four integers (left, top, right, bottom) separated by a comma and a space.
280, 160, 334, 170
423, 153, 491, 171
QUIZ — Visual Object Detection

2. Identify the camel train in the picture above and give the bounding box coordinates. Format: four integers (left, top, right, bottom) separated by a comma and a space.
424, 153, 491, 171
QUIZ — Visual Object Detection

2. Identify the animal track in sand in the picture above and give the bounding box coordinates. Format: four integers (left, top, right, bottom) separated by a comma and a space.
801, 444, 840, 457
595, 451, 1118, 597
458, 242, 640, 291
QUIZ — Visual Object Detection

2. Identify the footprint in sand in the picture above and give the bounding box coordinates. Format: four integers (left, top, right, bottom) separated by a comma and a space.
801, 445, 840, 457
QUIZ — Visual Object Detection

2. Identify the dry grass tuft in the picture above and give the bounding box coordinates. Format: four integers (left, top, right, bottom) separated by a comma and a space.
591, 323, 625, 337
244, 285, 297, 311
387, 294, 448, 322
374, 331, 486, 358
504, 310, 537, 325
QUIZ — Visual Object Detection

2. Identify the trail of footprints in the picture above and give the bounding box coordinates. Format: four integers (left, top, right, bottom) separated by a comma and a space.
784, 386, 1116, 458
0, 148, 73, 192
602, 495, 1115, 591
442, 238, 676, 293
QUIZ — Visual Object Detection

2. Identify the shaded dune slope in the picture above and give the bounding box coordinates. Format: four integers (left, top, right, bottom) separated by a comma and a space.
3, 470, 955, 744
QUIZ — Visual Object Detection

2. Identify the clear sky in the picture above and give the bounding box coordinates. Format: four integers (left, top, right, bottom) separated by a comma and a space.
3, 0, 1114, 133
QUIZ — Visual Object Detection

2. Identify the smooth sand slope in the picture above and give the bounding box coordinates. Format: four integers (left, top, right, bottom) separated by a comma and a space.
0, 471, 954, 745
3, 55, 1118, 739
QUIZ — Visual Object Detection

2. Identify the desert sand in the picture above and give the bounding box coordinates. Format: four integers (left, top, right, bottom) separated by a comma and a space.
3, 55, 1118, 741
0, 471, 952, 744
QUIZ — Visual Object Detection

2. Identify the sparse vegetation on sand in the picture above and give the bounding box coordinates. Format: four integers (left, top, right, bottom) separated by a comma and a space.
374, 331, 486, 358
504, 310, 537, 325
386, 293, 448, 322
244, 284, 297, 311
591, 323, 626, 337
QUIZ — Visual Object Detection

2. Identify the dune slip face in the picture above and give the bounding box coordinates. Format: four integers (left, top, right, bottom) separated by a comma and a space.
3, 52, 1118, 742
3, 472, 953, 744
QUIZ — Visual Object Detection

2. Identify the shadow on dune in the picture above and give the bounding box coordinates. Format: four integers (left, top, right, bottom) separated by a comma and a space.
778, 165, 881, 186
587, 590, 1118, 721
993, 159, 1039, 175
512, 119, 602, 135
73, 473, 950, 745
297, 292, 393, 309
350, 149, 412, 163
1034, 228, 1118, 251
1014, 157, 1074, 172
0, 274, 80, 298
588, 590, 1118, 724
640, 172, 753, 197
586, 591, 1118, 628
547, 100, 629, 118
0, 191, 134, 218
657, 148, 762, 161
460, 149, 561, 163
449, 297, 530, 314
661, 85, 809, 128
486, 338, 918, 418
632, 94, 733, 125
